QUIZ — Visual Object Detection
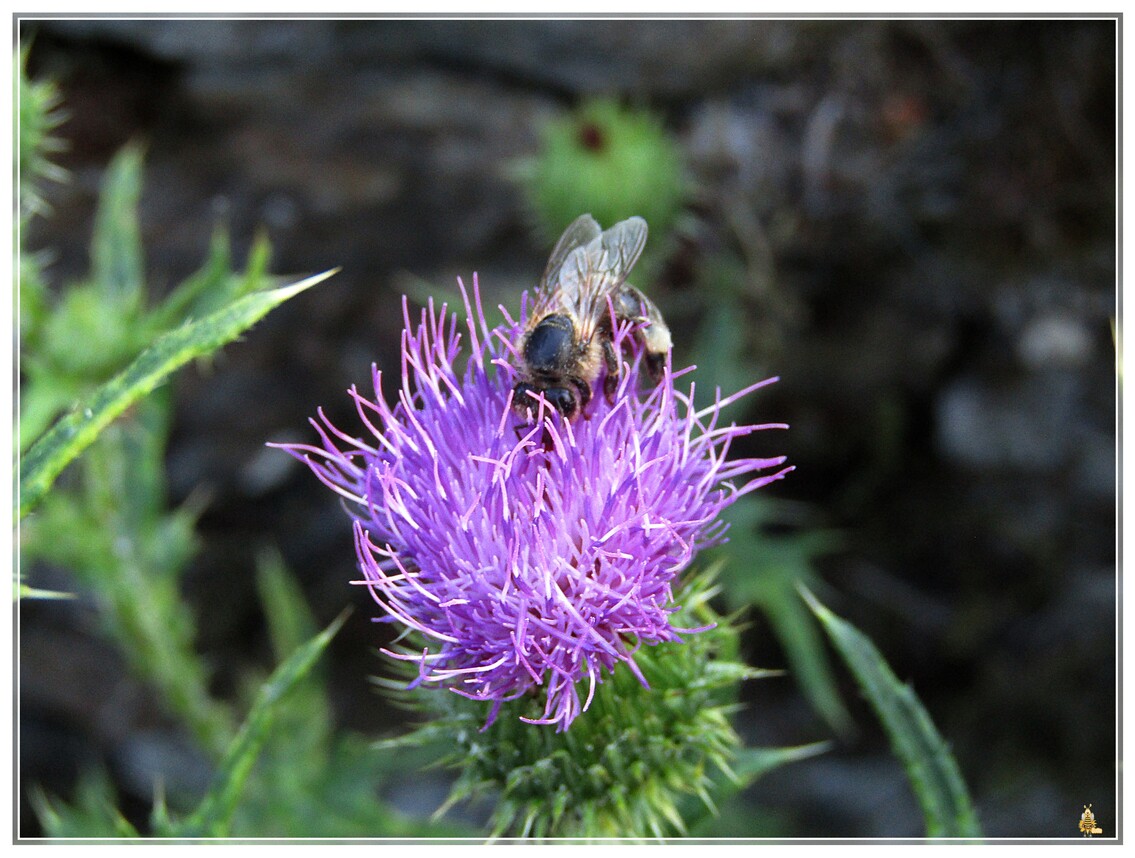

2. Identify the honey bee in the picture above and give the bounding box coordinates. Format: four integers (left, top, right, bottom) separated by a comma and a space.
513, 214, 672, 420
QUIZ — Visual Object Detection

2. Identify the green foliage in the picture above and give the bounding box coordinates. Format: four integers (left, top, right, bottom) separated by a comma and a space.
679, 741, 831, 837
711, 496, 852, 737
17, 47, 66, 361
804, 589, 983, 839
31, 770, 142, 839
169, 612, 348, 837
222, 553, 473, 838
15, 67, 459, 839
17, 45, 67, 221
515, 99, 687, 278
30, 613, 349, 840
16, 79, 384, 836
17, 134, 334, 473
22, 395, 233, 755
19, 263, 333, 519
385, 570, 812, 840
90, 142, 146, 304
17, 137, 331, 758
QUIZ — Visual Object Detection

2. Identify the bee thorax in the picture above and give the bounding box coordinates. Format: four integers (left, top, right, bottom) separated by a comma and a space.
524, 314, 576, 372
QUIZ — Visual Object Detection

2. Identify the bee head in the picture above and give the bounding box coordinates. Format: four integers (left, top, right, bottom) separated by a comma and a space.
514, 381, 580, 420
524, 313, 576, 373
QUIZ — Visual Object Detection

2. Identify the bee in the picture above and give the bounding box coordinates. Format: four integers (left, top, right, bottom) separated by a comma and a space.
1079, 805, 1103, 836
513, 214, 672, 420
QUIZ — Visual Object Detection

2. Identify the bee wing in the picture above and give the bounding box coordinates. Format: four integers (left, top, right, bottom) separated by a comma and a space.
558, 216, 649, 339
528, 214, 603, 322
539, 214, 603, 292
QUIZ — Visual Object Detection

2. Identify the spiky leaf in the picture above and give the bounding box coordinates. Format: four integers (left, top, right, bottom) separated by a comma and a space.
803, 588, 982, 839
19, 268, 336, 519
168, 611, 348, 838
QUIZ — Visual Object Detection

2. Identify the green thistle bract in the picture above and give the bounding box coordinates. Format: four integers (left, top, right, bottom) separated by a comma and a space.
386, 571, 761, 840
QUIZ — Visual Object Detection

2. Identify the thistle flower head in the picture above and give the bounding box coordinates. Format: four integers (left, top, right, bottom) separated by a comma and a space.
275, 277, 790, 731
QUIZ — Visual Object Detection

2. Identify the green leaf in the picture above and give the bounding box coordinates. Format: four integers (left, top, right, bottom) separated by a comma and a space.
245, 547, 333, 768
231, 731, 476, 838
713, 496, 852, 736
757, 574, 852, 737
91, 143, 146, 306
148, 227, 235, 331
228, 558, 474, 838
170, 610, 349, 838
18, 267, 337, 519
730, 741, 832, 785
802, 588, 982, 839
681, 741, 831, 836
151, 229, 274, 333
16, 583, 75, 600
22, 397, 231, 755
255, 547, 318, 664
239, 230, 273, 297
31, 770, 141, 838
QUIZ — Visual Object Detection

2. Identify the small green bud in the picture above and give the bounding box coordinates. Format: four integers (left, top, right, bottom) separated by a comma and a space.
517, 99, 687, 278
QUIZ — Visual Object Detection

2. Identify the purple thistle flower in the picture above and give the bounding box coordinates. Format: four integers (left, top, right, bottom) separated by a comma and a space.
274, 277, 791, 731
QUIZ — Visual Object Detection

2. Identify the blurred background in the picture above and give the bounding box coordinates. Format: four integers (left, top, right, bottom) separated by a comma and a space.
19, 18, 1117, 839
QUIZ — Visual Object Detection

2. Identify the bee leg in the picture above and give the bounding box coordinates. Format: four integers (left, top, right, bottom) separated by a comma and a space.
540, 424, 555, 452
571, 378, 592, 416
601, 338, 622, 401
512, 382, 541, 423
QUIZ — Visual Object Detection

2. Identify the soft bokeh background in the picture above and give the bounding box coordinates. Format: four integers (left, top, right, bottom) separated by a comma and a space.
19, 17, 1117, 838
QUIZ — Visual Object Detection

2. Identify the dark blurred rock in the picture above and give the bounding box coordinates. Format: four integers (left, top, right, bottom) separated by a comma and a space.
936, 372, 1080, 471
